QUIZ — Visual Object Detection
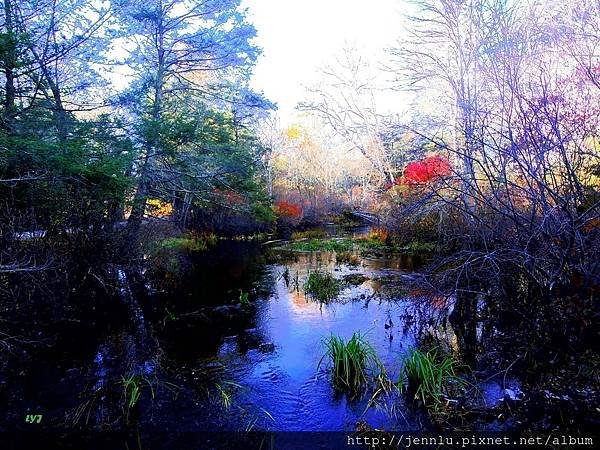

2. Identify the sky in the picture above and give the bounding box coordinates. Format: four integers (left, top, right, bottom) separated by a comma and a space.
241, 0, 409, 125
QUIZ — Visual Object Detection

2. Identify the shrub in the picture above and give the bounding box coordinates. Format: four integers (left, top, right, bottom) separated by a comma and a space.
399, 155, 452, 186
275, 200, 303, 220
367, 228, 389, 243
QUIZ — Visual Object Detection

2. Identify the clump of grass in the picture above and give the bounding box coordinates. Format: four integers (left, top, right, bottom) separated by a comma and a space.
214, 381, 242, 410
245, 408, 275, 432
304, 270, 342, 302
157, 232, 218, 253
289, 238, 354, 253
354, 235, 388, 251
239, 290, 250, 308
336, 251, 360, 266
121, 374, 154, 423
405, 241, 437, 254
292, 228, 327, 240
319, 332, 384, 393
161, 307, 177, 327
398, 347, 466, 409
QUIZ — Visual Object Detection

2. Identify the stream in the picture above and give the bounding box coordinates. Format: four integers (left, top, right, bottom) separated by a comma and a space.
1, 229, 515, 438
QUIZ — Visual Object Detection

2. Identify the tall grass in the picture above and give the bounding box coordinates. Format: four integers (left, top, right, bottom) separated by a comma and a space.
289, 238, 354, 252
120, 374, 155, 423
239, 290, 250, 308
319, 332, 383, 393
398, 347, 466, 409
291, 229, 327, 240
214, 381, 242, 410
405, 241, 437, 254
304, 270, 342, 302
157, 232, 218, 252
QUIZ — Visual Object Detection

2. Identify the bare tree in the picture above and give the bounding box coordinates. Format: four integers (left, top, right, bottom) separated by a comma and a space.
385, 0, 600, 341
389, 0, 494, 215
299, 47, 396, 184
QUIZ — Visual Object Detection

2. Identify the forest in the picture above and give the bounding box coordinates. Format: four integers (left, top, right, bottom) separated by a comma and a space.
0, 0, 599, 448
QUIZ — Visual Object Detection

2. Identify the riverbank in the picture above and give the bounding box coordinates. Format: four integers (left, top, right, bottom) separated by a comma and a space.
1, 227, 598, 438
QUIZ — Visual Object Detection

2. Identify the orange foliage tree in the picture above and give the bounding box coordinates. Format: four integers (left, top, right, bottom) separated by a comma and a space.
274, 200, 303, 220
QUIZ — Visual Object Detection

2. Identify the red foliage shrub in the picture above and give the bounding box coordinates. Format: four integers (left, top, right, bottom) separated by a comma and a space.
401, 155, 452, 186
275, 200, 303, 219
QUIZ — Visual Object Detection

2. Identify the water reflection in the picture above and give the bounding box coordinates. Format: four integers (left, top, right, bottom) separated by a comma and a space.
2, 239, 465, 433
185, 250, 437, 431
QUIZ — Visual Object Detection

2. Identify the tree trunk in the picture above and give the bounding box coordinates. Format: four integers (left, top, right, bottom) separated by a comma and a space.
126, 178, 149, 237
126, 19, 166, 238
2, 0, 16, 133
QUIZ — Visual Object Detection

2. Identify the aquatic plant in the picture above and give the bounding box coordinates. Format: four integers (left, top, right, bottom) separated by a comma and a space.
304, 270, 342, 302
281, 266, 290, 286
405, 241, 437, 254
212, 381, 243, 411
292, 271, 300, 292
239, 290, 250, 308
319, 332, 383, 393
245, 408, 275, 432
156, 232, 218, 253
291, 228, 327, 240
289, 238, 354, 253
286, 235, 429, 256
161, 307, 177, 327
336, 251, 360, 266
354, 233, 388, 250
342, 273, 369, 286
398, 347, 466, 409
121, 375, 155, 423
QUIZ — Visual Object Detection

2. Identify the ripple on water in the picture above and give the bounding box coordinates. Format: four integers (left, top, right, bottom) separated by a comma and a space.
175, 249, 443, 431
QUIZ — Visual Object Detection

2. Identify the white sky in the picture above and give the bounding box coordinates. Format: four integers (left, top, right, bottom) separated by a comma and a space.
242, 0, 409, 125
